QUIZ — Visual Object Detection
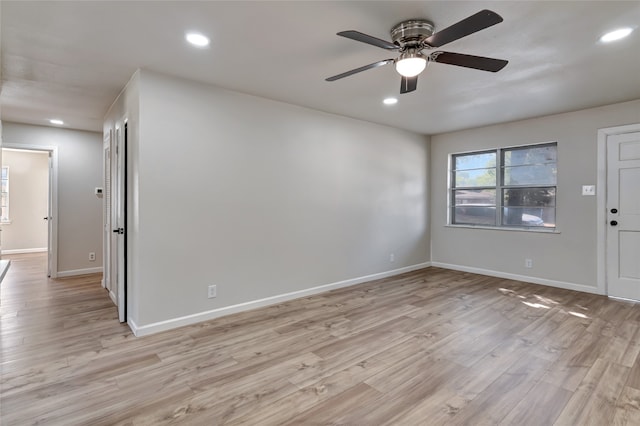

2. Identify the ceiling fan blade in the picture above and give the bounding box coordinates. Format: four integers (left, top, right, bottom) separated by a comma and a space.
326, 59, 394, 81
424, 10, 503, 48
337, 30, 399, 50
432, 52, 508, 72
400, 76, 418, 94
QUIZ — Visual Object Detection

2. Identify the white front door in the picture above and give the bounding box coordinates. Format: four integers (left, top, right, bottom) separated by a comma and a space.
607, 131, 640, 300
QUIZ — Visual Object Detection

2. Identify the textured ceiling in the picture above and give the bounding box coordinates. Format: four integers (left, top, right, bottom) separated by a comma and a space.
1, 1, 639, 134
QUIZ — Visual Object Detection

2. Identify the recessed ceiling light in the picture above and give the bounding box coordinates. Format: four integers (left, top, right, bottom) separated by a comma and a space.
186, 32, 210, 47
600, 27, 633, 43
49, 119, 64, 125
383, 97, 398, 105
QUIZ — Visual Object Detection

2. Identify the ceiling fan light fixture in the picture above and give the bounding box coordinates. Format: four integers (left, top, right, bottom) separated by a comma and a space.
326, 10, 508, 94
395, 53, 427, 77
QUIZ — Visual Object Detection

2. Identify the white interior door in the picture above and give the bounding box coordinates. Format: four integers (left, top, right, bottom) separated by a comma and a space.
109, 129, 119, 308
107, 125, 126, 322
103, 133, 111, 292
607, 131, 640, 300
115, 124, 126, 322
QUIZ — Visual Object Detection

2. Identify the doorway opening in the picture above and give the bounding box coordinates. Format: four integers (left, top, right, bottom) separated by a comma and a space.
1, 145, 58, 278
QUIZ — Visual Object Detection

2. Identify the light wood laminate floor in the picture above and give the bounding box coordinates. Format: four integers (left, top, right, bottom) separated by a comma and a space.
2, 253, 640, 425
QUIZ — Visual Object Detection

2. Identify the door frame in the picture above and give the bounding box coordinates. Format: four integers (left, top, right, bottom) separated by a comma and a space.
1, 143, 59, 278
596, 123, 640, 296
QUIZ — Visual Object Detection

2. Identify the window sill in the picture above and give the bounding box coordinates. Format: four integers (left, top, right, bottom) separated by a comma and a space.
0, 221, 11, 225
445, 224, 560, 234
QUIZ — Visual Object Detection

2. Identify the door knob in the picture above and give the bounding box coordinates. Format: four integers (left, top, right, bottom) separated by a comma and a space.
611, 208, 618, 214
610, 220, 618, 226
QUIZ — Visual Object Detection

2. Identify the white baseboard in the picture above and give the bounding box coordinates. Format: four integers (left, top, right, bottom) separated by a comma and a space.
430, 261, 603, 295
608, 295, 640, 303
57, 267, 103, 278
2, 248, 47, 254
129, 261, 432, 337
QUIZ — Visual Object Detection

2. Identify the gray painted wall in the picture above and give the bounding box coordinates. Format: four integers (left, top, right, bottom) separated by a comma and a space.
430, 99, 640, 291
123, 70, 430, 328
1, 122, 103, 273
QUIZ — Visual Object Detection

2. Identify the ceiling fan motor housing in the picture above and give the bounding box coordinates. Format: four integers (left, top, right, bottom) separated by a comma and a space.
390, 19, 435, 50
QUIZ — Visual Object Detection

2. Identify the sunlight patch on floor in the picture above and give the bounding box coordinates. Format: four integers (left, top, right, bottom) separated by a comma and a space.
497, 287, 592, 319
522, 301, 551, 309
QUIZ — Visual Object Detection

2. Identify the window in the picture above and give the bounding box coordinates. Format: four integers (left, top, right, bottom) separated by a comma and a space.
450, 143, 557, 229
1, 167, 8, 222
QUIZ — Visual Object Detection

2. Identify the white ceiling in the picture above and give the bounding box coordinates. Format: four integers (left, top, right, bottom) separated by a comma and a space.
1, 1, 639, 135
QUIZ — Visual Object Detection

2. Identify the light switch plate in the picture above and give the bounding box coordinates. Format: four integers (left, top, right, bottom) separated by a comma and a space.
582, 185, 596, 196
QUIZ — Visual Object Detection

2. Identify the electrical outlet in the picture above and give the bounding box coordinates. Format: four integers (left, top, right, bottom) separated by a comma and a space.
390, 253, 395, 262
208, 285, 217, 299
582, 185, 596, 196
89, 252, 96, 261
525, 258, 533, 268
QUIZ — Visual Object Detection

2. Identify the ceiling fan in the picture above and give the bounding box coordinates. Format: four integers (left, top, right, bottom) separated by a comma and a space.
326, 9, 509, 94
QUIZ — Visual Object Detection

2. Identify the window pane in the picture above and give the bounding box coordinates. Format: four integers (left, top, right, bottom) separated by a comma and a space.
454, 189, 496, 206
454, 206, 496, 226
454, 152, 496, 171
454, 169, 496, 187
1, 168, 7, 179
1, 181, 7, 192
502, 207, 555, 227
503, 164, 557, 185
503, 145, 557, 167
503, 188, 556, 207
503, 187, 556, 227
